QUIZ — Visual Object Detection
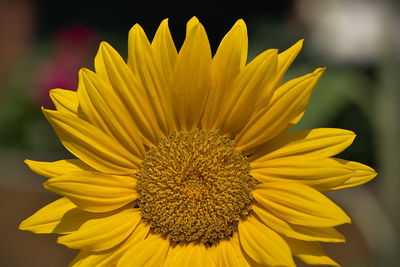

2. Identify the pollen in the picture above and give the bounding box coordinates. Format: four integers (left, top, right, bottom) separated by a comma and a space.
136, 129, 257, 244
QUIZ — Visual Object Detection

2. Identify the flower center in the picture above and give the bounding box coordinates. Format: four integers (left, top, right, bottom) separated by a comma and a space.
136, 129, 257, 244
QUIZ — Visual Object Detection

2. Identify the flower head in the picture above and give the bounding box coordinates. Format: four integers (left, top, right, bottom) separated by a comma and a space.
20, 17, 377, 266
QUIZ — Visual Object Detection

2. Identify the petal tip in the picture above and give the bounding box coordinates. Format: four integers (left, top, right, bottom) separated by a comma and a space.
346, 130, 357, 142
41, 106, 56, 118
188, 16, 200, 24
129, 23, 142, 35
341, 212, 352, 225
18, 219, 27, 231
159, 18, 170, 26
360, 166, 378, 184
48, 88, 61, 97
314, 67, 327, 75
78, 67, 87, 75
99, 41, 113, 54
234, 19, 247, 28
99, 41, 108, 48
186, 16, 201, 33
56, 235, 69, 248
42, 180, 56, 193
18, 217, 37, 232
42, 181, 50, 189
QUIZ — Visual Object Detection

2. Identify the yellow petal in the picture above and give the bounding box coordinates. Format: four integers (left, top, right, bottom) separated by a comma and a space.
19, 197, 75, 234
219, 49, 278, 134
250, 156, 354, 191
254, 182, 351, 227
95, 42, 163, 146
151, 18, 177, 78
171, 17, 212, 131
238, 215, 295, 266
272, 39, 304, 89
70, 221, 150, 267
252, 40, 304, 124
49, 89, 78, 115
44, 171, 137, 212
253, 204, 345, 243
186, 16, 200, 34
78, 68, 145, 158
24, 159, 94, 178
202, 19, 247, 131
285, 238, 340, 266
20, 198, 122, 236
69, 250, 105, 267
251, 128, 356, 162
236, 68, 325, 151
127, 220, 151, 243
58, 208, 141, 252
329, 160, 377, 190
118, 234, 169, 266
94, 44, 111, 85
291, 111, 305, 125
215, 235, 251, 267
164, 243, 216, 267
43, 108, 140, 174
128, 23, 175, 134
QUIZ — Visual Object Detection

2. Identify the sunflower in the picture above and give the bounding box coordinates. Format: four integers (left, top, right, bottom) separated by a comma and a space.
20, 17, 376, 266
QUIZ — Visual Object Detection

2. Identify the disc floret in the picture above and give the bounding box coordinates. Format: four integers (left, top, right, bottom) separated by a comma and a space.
136, 129, 257, 244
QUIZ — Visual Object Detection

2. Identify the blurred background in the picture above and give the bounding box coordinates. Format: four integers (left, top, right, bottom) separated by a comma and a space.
0, 0, 399, 266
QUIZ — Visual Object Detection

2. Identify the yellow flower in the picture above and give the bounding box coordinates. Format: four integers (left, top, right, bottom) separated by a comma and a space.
20, 17, 376, 266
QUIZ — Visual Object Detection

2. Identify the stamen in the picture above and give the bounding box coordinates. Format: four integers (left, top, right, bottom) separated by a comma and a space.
136, 129, 257, 244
